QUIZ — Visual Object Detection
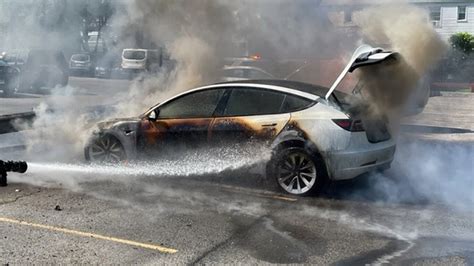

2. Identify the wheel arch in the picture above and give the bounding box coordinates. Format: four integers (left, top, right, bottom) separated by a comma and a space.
84, 132, 128, 161
270, 131, 329, 179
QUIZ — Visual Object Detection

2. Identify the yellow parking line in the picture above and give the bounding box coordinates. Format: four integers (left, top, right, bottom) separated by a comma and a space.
0, 217, 177, 254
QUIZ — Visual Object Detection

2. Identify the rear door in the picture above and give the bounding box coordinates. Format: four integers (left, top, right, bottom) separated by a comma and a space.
209, 87, 290, 146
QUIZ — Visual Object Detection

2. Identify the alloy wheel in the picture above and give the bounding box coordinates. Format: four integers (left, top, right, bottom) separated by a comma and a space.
277, 151, 317, 195
88, 136, 125, 162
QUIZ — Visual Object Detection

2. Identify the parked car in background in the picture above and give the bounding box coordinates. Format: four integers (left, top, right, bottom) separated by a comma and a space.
0, 56, 20, 96
221, 66, 275, 82
69, 53, 93, 76
121, 48, 161, 75
19, 49, 69, 92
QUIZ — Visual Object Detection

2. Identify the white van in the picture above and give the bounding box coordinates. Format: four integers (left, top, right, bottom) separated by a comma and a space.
121, 48, 161, 72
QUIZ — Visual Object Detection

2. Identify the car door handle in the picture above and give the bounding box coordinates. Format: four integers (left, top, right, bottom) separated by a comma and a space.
261, 123, 277, 127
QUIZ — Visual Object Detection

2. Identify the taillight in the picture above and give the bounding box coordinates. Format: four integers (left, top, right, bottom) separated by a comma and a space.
332, 119, 365, 132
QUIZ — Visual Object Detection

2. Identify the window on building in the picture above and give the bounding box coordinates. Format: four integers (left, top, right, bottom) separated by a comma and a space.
458, 6, 467, 21
429, 6, 441, 27
344, 10, 352, 23
429, 7, 441, 21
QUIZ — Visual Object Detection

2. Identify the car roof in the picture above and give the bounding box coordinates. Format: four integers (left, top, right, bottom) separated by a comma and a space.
214, 79, 331, 98
144, 80, 338, 117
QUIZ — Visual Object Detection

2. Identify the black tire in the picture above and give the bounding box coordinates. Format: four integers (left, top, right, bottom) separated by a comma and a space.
267, 147, 327, 196
85, 135, 127, 163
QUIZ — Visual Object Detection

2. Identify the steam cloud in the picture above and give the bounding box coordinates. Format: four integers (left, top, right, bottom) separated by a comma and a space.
351, 4, 447, 120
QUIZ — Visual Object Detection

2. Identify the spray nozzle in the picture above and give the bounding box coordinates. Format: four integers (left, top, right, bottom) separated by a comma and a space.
0, 160, 28, 187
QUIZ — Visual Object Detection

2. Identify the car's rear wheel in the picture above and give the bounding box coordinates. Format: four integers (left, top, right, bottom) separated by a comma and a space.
86, 135, 126, 163
269, 147, 326, 196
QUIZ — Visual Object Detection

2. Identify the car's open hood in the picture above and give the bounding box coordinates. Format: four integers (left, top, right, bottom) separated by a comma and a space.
325, 44, 400, 100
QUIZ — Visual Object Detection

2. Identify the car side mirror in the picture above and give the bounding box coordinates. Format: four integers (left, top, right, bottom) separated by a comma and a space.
148, 109, 159, 121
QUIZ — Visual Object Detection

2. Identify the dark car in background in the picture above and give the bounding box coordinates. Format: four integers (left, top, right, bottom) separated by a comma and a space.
0, 57, 20, 96
19, 49, 69, 92
69, 53, 93, 76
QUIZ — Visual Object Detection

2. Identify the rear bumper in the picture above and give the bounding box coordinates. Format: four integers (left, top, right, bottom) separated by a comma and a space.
326, 142, 396, 180
70, 67, 91, 71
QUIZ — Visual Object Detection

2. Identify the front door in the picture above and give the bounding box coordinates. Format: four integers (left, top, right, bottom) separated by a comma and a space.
138, 88, 225, 158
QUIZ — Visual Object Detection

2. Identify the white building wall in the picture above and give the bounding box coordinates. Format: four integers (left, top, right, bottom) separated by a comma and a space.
436, 5, 474, 40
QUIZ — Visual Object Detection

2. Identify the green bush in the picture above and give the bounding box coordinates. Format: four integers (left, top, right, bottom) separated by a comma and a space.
450, 32, 474, 54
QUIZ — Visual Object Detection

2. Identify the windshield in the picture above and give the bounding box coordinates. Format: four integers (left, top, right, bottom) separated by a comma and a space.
71, 54, 90, 62
123, 50, 146, 60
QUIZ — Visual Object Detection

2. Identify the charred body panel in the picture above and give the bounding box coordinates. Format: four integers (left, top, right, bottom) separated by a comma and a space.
138, 117, 213, 158
209, 114, 290, 146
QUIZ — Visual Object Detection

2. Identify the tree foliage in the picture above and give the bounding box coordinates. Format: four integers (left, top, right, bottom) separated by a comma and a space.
450, 32, 474, 54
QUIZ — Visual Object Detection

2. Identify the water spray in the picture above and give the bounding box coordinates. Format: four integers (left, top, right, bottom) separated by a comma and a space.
0, 160, 28, 187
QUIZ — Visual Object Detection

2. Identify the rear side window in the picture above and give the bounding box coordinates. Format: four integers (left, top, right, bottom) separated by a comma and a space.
281, 95, 313, 112
223, 88, 285, 116
158, 89, 224, 119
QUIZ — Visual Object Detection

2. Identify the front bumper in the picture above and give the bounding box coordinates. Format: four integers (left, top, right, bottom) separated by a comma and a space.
325, 142, 396, 180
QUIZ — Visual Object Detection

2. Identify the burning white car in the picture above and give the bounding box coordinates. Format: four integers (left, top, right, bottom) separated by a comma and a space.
85, 46, 412, 196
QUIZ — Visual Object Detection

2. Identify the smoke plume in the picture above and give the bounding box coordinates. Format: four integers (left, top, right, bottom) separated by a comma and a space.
352, 4, 447, 120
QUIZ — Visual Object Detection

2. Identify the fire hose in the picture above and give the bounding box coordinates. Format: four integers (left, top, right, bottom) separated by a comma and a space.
0, 160, 28, 187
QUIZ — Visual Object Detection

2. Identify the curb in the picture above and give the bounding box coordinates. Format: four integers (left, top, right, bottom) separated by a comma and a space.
400, 124, 473, 134
0, 111, 36, 134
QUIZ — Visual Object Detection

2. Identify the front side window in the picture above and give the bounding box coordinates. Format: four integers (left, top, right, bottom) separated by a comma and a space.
158, 89, 224, 119
458, 6, 467, 21
223, 88, 285, 116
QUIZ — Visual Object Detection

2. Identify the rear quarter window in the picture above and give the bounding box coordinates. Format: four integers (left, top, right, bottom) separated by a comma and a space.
281, 95, 314, 113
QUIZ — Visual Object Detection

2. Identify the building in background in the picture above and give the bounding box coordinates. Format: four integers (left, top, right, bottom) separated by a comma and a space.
321, 0, 474, 41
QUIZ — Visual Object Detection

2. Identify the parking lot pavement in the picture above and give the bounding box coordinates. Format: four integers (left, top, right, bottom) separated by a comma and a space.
1, 169, 473, 264
403, 93, 474, 131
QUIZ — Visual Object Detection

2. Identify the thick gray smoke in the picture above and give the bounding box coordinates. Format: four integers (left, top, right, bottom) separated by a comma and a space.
111, 0, 343, 117
351, 4, 447, 121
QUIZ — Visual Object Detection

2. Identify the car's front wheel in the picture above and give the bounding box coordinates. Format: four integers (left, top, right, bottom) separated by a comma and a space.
268, 147, 326, 196
85, 135, 126, 163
